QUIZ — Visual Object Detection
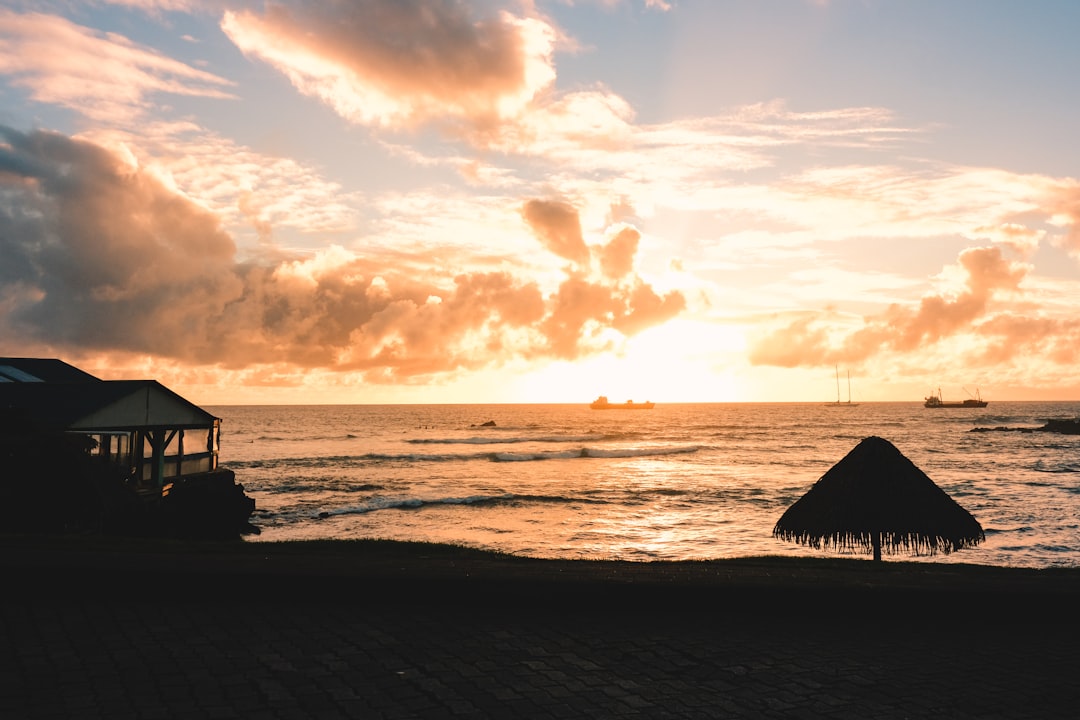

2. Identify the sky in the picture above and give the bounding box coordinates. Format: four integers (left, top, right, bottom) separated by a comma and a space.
2, 0, 1080, 405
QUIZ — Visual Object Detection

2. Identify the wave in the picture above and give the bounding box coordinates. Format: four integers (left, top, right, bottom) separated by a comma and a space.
492, 445, 700, 462
227, 444, 700, 468
407, 433, 607, 445
317, 493, 511, 517
1031, 460, 1080, 474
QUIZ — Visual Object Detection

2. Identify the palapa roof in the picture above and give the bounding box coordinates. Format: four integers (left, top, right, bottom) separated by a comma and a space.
773, 436, 984, 557
0, 358, 100, 383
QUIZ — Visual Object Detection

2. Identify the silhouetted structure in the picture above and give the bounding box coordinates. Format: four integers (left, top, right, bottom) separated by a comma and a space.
590, 395, 655, 409
924, 387, 988, 408
0, 358, 255, 538
773, 436, 984, 561
971, 418, 1080, 435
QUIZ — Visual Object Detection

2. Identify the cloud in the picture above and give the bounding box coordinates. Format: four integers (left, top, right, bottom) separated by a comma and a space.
521, 198, 686, 356
220, 0, 556, 131
83, 122, 361, 245
1047, 179, 1080, 256
103, 0, 203, 10
748, 245, 1033, 368
0, 128, 685, 381
0, 10, 234, 123
974, 313, 1080, 366
521, 198, 590, 265
536, 273, 685, 359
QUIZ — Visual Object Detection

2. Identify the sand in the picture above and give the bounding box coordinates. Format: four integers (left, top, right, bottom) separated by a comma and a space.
5, 535, 1080, 718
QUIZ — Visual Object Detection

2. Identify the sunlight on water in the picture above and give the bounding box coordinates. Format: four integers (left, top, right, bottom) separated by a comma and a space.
212, 402, 1080, 568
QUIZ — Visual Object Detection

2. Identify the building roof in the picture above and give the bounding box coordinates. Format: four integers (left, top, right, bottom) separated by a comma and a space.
0, 358, 101, 384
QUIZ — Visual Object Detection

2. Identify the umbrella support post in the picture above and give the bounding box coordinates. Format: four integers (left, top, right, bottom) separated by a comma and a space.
772, 437, 985, 562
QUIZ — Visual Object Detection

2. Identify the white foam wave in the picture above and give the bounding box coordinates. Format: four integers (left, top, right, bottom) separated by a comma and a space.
493, 445, 699, 462
408, 434, 606, 445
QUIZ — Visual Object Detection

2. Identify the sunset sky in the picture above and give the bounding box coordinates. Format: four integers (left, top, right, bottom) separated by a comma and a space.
3, 0, 1080, 404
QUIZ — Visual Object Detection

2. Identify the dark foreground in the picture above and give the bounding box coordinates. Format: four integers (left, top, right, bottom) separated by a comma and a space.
3, 537, 1079, 719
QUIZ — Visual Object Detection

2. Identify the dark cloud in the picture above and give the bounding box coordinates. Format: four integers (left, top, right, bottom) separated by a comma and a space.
613, 280, 686, 336
0, 128, 685, 382
0, 126, 242, 359
599, 225, 639, 279
747, 314, 831, 367
1049, 181, 1080, 254
521, 197, 686, 357
975, 314, 1080, 366
521, 198, 590, 265
223, 0, 553, 131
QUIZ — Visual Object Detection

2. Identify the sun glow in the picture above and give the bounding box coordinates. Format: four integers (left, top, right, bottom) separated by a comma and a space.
512, 320, 746, 404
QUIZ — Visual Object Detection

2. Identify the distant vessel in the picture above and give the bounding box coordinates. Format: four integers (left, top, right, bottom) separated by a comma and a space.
924, 388, 988, 408
825, 366, 859, 407
590, 396, 655, 410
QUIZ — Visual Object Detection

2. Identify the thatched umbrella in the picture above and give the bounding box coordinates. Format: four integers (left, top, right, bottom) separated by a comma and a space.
773, 436, 984, 561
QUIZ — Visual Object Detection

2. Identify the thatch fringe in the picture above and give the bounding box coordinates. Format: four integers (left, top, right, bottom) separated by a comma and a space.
773, 436, 985, 558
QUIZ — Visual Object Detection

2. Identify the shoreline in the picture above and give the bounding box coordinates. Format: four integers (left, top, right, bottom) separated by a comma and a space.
5, 535, 1079, 616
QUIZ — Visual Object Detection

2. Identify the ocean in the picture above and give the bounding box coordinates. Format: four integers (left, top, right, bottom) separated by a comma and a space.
210, 402, 1080, 569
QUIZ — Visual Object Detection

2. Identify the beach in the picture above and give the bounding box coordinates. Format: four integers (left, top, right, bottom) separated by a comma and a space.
4, 536, 1079, 718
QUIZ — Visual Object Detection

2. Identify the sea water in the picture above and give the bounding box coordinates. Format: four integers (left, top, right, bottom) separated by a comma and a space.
210, 402, 1080, 568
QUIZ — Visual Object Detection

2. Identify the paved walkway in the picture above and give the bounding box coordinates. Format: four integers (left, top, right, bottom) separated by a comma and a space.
4, 590, 1078, 719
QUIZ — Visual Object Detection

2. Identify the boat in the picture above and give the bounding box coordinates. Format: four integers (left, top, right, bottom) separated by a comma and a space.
824, 366, 859, 407
590, 396, 654, 410
924, 388, 988, 408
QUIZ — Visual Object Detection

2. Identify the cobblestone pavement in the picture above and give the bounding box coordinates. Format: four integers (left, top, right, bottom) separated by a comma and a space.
3, 595, 1078, 719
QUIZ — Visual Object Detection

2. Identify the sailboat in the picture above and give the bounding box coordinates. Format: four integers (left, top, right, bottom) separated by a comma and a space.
825, 366, 859, 407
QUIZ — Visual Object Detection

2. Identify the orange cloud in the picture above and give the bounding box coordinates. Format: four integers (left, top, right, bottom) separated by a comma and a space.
521, 199, 590, 265
613, 280, 687, 336
521, 198, 686, 356
749, 246, 1033, 368
599, 225, 639, 279
0, 126, 242, 358
974, 314, 1080, 365
220, 1, 556, 131
0, 128, 684, 381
